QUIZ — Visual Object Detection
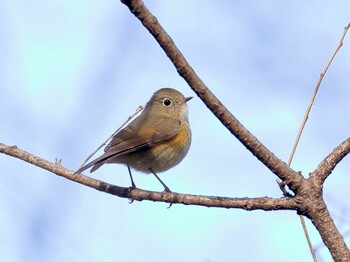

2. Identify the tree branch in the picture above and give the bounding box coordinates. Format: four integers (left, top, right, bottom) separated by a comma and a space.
118, 2, 350, 259
2, 1, 349, 260
312, 137, 350, 185
0, 142, 297, 210
284, 22, 350, 261
306, 197, 350, 261
120, 0, 303, 192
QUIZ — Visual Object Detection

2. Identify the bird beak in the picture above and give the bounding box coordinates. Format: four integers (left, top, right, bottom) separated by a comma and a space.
185, 96, 193, 103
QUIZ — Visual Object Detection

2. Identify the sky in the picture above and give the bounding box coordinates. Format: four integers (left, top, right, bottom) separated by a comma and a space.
1, 1, 350, 261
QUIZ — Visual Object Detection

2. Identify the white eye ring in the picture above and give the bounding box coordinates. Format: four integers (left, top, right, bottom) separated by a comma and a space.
163, 98, 172, 107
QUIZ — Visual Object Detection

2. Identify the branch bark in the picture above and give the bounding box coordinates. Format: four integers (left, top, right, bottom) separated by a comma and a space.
1, 1, 350, 261
312, 137, 350, 185
0, 143, 297, 210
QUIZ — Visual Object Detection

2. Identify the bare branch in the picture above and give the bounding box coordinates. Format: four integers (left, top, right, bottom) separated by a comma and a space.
306, 196, 350, 261
312, 137, 350, 184
285, 21, 350, 262
0, 143, 297, 210
120, 0, 302, 190
295, 177, 350, 261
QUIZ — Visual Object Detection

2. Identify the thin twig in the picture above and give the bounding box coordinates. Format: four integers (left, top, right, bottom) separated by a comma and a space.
78, 105, 143, 169
299, 216, 316, 261
287, 22, 350, 167
283, 22, 350, 262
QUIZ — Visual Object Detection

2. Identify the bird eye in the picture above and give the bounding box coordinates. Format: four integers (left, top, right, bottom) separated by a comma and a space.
163, 98, 172, 107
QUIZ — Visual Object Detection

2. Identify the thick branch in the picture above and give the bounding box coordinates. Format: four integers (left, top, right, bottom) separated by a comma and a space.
0, 143, 297, 210
312, 137, 350, 185
121, 0, 302, 191
306, 195, 350, 261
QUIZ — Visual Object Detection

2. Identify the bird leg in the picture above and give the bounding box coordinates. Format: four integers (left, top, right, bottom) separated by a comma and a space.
127, 165, 136, 188
149, 168, 171, 192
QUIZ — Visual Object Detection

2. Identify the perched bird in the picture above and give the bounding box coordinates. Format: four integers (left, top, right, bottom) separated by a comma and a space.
76, 88, 192, 191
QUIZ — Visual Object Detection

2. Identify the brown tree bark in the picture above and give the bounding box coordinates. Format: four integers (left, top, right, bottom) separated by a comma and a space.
1, 1, 350, 261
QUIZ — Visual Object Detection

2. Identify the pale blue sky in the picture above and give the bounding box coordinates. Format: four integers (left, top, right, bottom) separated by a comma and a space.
1, 1, 350, 261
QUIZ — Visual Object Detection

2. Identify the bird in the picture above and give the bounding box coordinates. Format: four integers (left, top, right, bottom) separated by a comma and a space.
75, 88, 192, 192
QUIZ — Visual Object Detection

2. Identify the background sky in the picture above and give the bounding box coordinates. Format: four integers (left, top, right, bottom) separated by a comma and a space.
1, 1, 350, 261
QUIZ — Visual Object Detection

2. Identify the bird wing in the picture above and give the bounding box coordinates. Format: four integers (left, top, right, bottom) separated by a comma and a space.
75, 117, 181, 173
105, 116, 180, 153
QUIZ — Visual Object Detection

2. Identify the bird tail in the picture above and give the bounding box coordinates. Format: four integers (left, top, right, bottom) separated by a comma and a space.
74, 159, 103, 174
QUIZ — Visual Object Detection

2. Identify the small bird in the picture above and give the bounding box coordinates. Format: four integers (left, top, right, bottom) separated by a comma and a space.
76, 88, 192, 192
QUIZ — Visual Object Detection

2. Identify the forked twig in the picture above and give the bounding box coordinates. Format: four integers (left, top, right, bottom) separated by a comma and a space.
77, 105, 143, 169
282, 22, 350, 262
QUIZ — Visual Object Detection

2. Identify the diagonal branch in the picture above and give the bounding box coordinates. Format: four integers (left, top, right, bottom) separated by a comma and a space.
312, 137, 350, 185
0, 142, 297, 210
120, 0, 303, 190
